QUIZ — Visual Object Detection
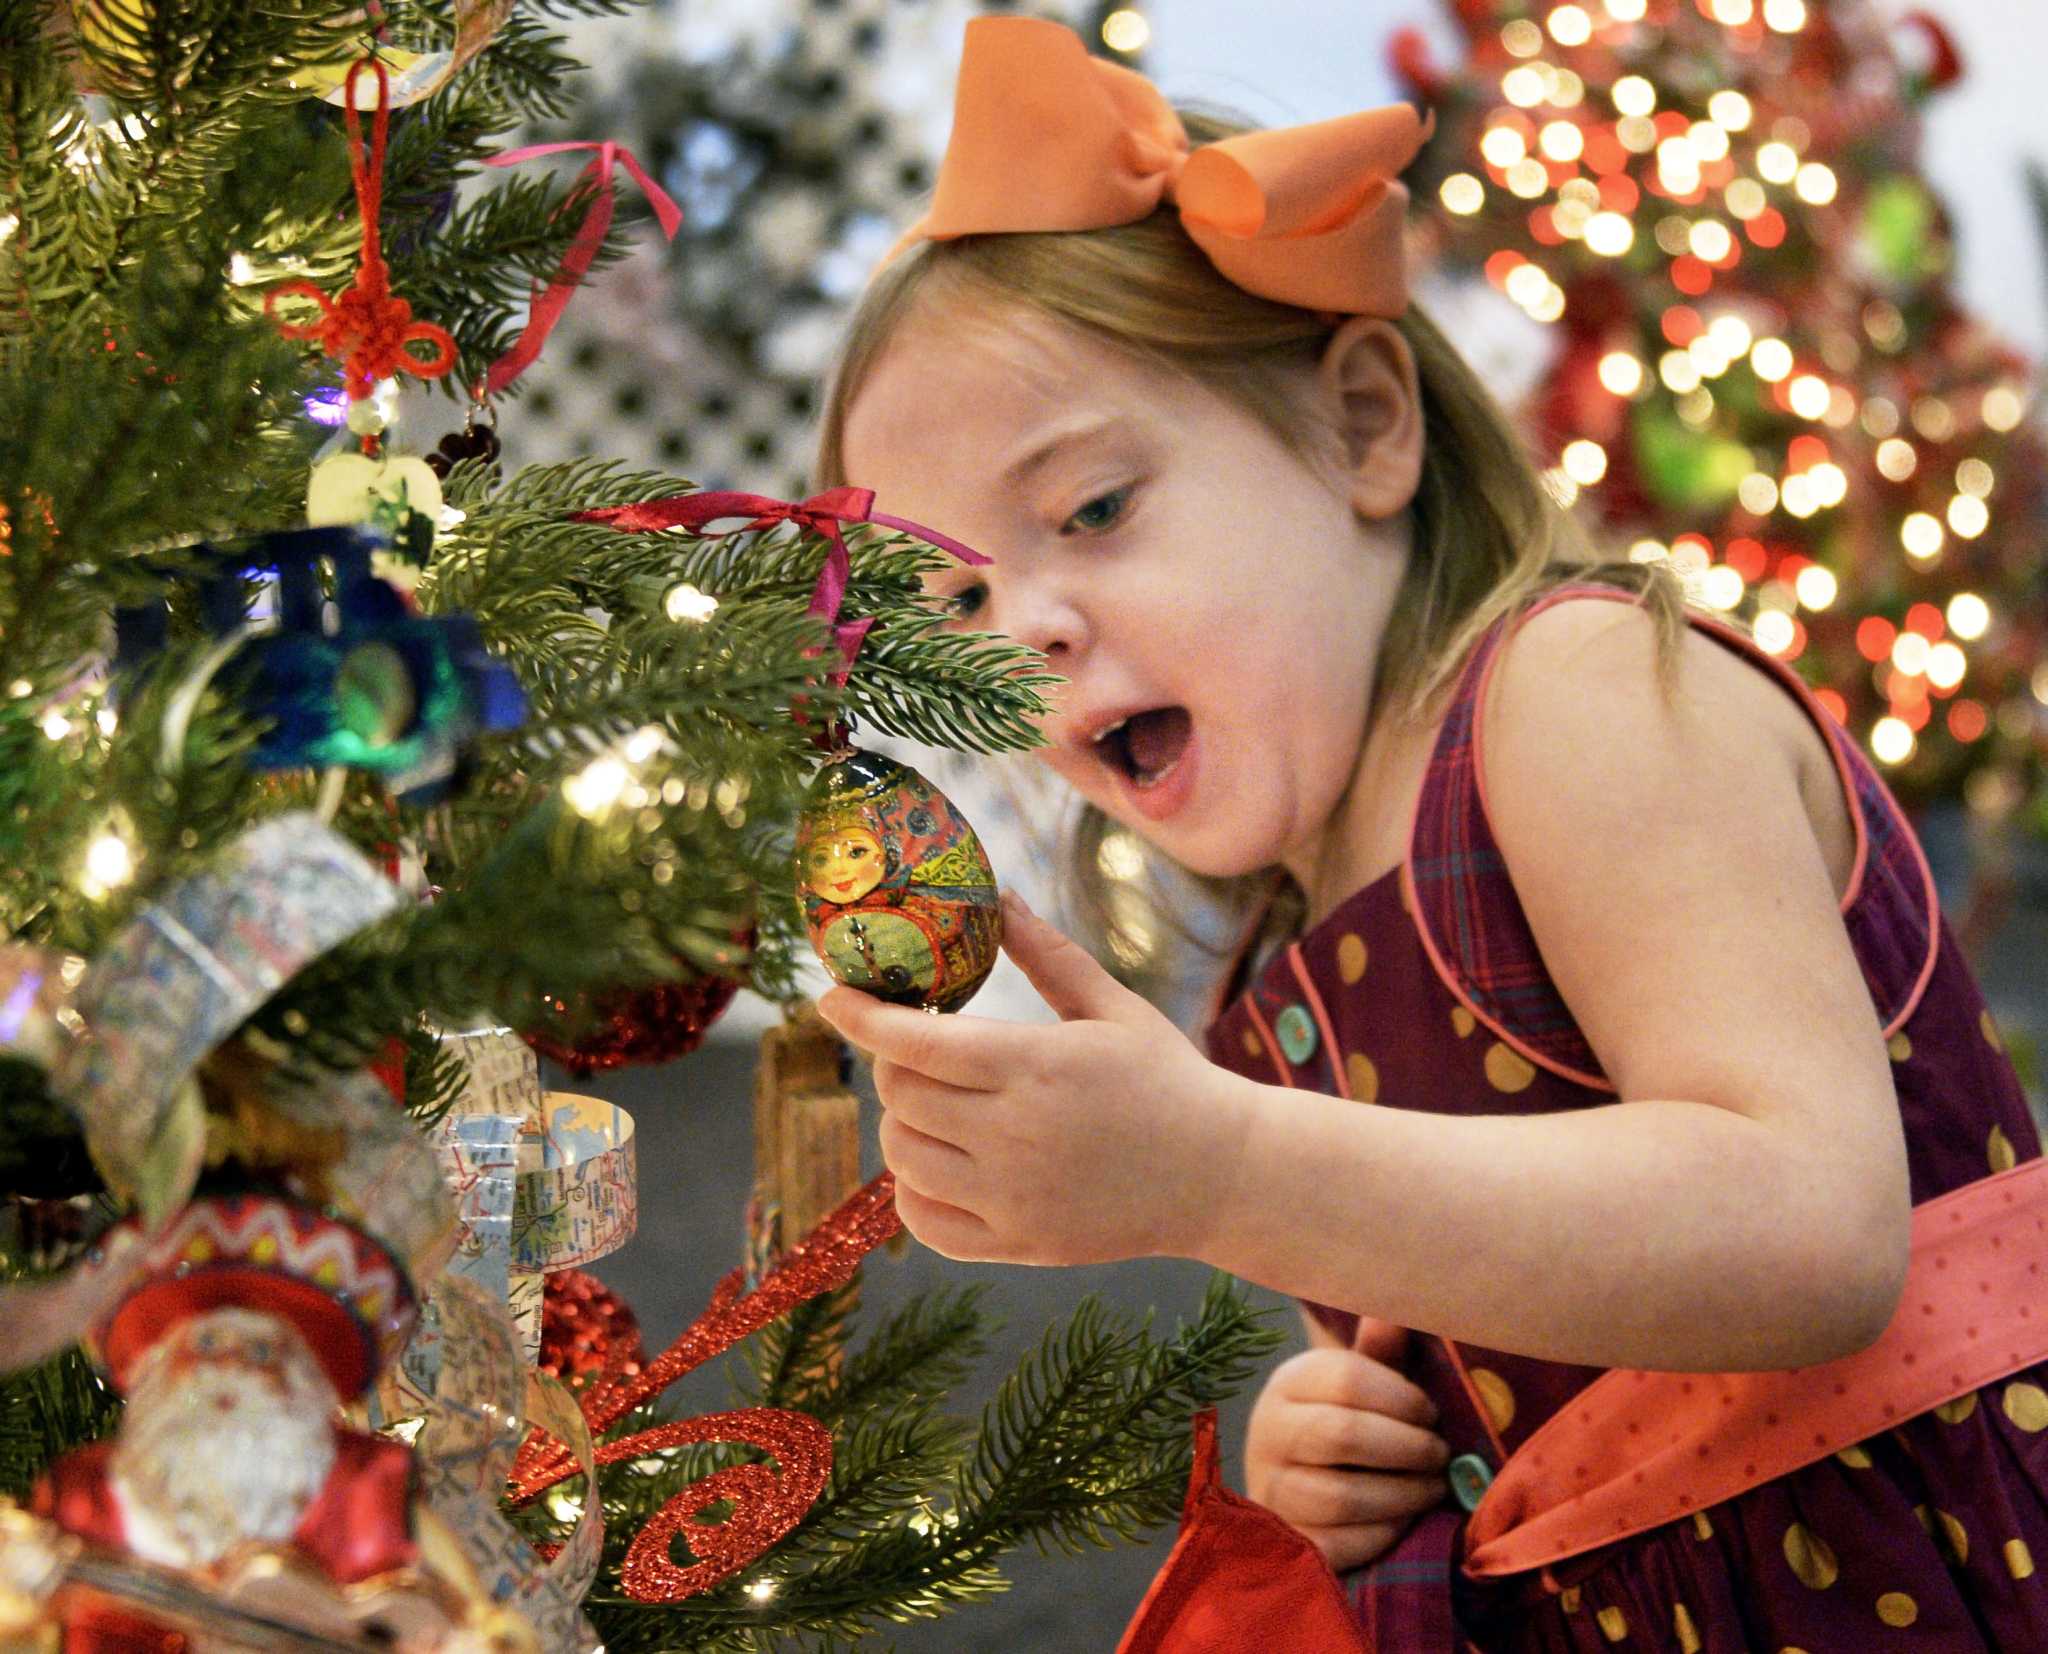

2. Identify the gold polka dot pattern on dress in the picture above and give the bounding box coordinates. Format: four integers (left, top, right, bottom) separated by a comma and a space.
1876, 1591, 1918, 1627
1674, 1602, 1701, 1653
1560, 1586, 1582, 1613
1983, 1009, 2004, 1051
1596, 1605, 1628, 1642
1784, 1522, 1840, 1589
2003, 1382, 2048, 1432
2007, 1539, 2035, 1579
1241, 1027, 1262, 1059
1451, 1005, 1476, 1039
1888, 1032, 1912, 1062
1990, 1123, 2017, 1174
1346, 1052, 1380, 1104
1935, 1509, 1969, 1564
1336, 933, 1368, 984
1836, 1443, 1874, 1467
1934, 1392, 1978, 1425
1484, 1041, 1537, 1093
1692, 1511, 1714, 1541
1469, 1367, 1516, 1433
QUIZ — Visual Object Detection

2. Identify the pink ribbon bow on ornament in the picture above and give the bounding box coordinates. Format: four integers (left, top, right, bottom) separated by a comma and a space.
573, 488, 991, 683
480, 140, 685, 397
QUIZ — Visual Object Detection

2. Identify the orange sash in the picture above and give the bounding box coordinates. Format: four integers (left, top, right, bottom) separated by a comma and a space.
1464, 1156, 2048, 1576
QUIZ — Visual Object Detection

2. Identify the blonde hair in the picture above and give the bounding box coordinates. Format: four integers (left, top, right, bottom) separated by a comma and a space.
815, 110, 1687, 964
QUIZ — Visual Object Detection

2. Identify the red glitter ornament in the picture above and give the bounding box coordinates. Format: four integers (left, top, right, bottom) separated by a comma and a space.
510, 1173, 901, 1503
606, 1409, 833, 1602
538, 1268, 646, 1392
522, 964, 742, 1076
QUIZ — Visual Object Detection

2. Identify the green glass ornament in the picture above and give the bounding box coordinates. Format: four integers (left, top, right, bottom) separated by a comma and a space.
794, 749, 1001, 1013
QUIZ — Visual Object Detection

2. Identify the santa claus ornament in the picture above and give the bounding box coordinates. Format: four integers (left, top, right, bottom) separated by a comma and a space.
794, 747, 1001, 1013
13, 1192, 532, 1652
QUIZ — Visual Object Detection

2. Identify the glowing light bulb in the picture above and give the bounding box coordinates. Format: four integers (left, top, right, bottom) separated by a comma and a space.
1539, 120, 1584, 162
1584, 211, 1634, 255
84, 833, 133, 892
1598, 351, 1644, 396
1724, 177, 1767, 219
1561, 440, 1608, 484
1688, 220, 1733, 262
1506, 157, 1550, 198
1688, 121, 1730, 163
1547, 4, 1592, 44
1749, 338, 1793, 381
1763, 0, 1807, 31
1611, 75, 1657, 117
1440, 174, 1486, 215
1900, 513, 1944, 560
40, 711, 72, 740
1100, 8, 1149, 53
1658, 351, 1702, 394
1502, 66, 1548, 108
1701, 565, 1745, 610
1607, 0, 1646, 17
1794, 565, 1837, 610
748, 1578, 779, 1603
1753, 609, 1796, 654
1502, 18, 1545, 55
1706, 314, 1752, 357
1793, 162, 1838, 205
1982, 385, 2025, 431
1926, 643, 1967, 691
96, 705, 118, 736
1738, 473, 1779, 514
565, 756, 629, 818
1946, 495, 1989, 539
664, 582, 719, 622
1708, 91, 1753, 131
1756, 142, 1799, 184
1947, 593, 1990, 641
1956, 458, 1994, 498
1787, 375, 1831, 420
1481, 126, 1527, 167
1875, 438, 1916, 481
1892, 632, 1932, 677
1807, 463, 1847, 507
1870, 717, 1913, 765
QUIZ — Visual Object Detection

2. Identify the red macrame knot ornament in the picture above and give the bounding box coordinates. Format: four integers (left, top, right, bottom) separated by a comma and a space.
266, 56, 456, 419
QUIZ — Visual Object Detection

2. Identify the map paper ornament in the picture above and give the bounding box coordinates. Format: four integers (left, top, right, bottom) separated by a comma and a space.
794, 749, 1000, 1013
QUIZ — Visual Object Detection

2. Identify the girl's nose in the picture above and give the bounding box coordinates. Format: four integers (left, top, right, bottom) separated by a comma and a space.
1002, 583, 1090, 663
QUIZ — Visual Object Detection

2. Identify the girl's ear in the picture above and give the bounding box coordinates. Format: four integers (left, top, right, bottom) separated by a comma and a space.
1316, 317, 1425, 521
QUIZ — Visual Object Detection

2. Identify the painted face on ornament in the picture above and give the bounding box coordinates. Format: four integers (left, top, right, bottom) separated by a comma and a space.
804, 827, 888, 904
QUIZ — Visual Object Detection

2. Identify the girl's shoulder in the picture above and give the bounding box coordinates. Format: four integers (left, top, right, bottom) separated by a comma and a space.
1469, 590, 1898, 1130
1474, 593, 1859, 896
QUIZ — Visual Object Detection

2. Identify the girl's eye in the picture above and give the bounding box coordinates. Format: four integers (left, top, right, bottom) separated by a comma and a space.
1064, 486, 1130, 534
944, 583, 987, 620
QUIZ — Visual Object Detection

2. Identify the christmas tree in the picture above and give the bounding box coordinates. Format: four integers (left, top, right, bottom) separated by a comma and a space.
0, 3, 1276, 1647
1398, 0, 2048, 827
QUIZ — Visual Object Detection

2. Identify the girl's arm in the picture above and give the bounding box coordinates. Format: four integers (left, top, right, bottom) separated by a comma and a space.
821, 604, 1910, 1374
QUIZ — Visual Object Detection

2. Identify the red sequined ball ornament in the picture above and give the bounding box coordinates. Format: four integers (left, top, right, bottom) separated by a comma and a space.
539, 1269, 646, 1392
522, 965, 742, 1076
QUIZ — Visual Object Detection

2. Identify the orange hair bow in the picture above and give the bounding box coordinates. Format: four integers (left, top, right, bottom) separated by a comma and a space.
901, 16, 1432, 318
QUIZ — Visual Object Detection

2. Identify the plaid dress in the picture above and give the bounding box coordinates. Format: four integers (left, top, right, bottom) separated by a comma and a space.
1205, 587, 2048, 1651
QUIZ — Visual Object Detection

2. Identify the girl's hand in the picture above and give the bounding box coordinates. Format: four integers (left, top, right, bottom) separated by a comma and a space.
815, 891, 1248, 1266
1245, 1318, 1451, 1574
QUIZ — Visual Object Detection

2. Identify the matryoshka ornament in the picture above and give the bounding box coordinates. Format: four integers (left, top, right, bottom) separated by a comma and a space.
795, 748, 1001, 1012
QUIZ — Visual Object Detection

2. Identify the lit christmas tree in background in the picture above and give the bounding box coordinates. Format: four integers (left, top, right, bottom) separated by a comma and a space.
1398, 0, 2048, 832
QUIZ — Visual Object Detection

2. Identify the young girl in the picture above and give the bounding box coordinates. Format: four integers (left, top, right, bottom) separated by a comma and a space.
814, 17, 2048, 1649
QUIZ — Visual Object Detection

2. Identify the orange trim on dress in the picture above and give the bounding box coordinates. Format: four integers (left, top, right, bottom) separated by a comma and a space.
1284, 944, 1350, 1101
1240, 994, 1291, 1089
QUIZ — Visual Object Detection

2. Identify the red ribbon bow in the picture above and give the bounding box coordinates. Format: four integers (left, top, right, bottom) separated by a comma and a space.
266, 57, 458, 421
480, 140, 685, 397
573, 487, 991, 684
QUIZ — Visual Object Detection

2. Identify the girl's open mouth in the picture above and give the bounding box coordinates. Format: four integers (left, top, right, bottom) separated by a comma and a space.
1094, 705, 1192, 789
